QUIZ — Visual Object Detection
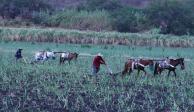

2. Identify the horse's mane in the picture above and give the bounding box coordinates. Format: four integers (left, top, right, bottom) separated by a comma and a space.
170, 58, 184, 61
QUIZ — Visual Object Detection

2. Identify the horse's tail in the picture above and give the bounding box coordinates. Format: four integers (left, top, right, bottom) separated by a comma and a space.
122, 62, 129, 75
75, 53, 79, 60
154, 62, 159, 75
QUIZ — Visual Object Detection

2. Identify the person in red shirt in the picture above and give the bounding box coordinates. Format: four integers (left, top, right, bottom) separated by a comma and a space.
92, 53, 106, 76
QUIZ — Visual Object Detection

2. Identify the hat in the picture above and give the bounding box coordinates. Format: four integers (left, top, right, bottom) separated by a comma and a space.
97, 53, 103, 57
19, 48, 23, 50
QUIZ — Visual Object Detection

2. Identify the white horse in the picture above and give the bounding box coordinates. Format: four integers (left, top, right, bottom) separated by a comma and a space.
32, 51, 56, 63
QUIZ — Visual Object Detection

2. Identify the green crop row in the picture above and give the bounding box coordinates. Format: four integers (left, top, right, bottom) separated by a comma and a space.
0, 27, 194, 47
0, 42, 194, 111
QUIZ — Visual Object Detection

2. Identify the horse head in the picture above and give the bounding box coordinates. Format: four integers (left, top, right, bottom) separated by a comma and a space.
179, 58, 185, 70
73, 52, 79, 59
170, 58, 185, 70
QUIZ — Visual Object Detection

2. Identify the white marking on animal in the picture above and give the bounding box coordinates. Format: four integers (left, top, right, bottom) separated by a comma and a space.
34, 51, 56, 61
61, 52, 69, 58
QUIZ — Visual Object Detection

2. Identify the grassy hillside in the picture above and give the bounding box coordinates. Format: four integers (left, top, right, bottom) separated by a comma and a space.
0, 27, 194, 47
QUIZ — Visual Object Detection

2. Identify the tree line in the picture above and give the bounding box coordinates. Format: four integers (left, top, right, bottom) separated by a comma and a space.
0, 0, 194, 35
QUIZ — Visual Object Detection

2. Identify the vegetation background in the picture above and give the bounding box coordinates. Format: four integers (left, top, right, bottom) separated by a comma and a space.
0, 0, 194, 36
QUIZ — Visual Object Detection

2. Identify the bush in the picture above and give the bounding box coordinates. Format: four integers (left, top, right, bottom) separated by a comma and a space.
111, 7, 149, 32
45, 10, 113, 31
31, 11, 51, 25
83, 0, 122, 11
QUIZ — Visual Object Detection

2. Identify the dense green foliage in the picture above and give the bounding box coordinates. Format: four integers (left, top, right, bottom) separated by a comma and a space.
43, 10, 112, 31
111, 7, 148, 32
82, 0, 122, 11
0, 0, 51, 19
0, 42, 194, 111
0, 0, 194, 35
146, 0, 194, 35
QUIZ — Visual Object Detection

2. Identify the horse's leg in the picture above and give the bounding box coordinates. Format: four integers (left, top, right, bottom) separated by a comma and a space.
137, 69, 140, 76
121, 62, 129, 78
74, 57, 77, 63
167, 70, 171, 77
154, 69, 160, 76
60, 57, 64, 64
61, 58, 66, 64
173, 70, 177, 77
143, 69, 147, 76
138, 66, 146, 76
134, 68, 140, 79
154, 65, 158, 76
159, 68, 163, 74
122, 68, 128, 78
63, 58, 66, 64
128, 68, 132, 75
59, 57, 62, 64
34, 60, 39, 64
68, 60, 71, 65
154, 63, 160, 76
139, 66, 146, 76
42, 60, 45, 65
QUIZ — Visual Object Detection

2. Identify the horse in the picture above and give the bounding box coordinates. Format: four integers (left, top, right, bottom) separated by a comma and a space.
122, 59, 154, 77
154, 58, 185, 77
31, 51, 57, 63
59, 52, 79, 64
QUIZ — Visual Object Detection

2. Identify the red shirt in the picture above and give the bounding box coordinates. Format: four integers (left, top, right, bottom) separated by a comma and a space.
93, 56, 105, 68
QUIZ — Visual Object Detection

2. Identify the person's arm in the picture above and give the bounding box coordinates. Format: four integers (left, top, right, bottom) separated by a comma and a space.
100, 57, 106, 65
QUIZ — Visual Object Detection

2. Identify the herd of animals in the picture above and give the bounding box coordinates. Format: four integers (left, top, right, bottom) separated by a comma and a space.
14, 48, 185, 78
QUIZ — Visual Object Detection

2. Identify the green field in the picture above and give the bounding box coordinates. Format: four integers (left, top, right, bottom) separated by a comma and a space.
0, 41, 194, 111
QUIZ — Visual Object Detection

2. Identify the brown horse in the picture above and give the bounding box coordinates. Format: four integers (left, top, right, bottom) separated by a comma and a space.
59, 52, 79, 64
154, 58, 185, 77
122, 59, 154, 77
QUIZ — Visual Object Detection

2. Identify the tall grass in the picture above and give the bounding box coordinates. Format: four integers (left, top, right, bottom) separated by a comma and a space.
0, 27, 194, 47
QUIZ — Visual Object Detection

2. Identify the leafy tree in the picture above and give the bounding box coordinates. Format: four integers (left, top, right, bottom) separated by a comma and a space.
147, 0, 194, 35
111, 7, 148, 32
83, 0, 122, 11
0, 0, 51, 19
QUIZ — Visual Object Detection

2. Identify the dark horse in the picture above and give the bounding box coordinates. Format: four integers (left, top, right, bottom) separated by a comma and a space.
59, 52, 79, 64
154, 58, 185, 77
122, 59, 154, 77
